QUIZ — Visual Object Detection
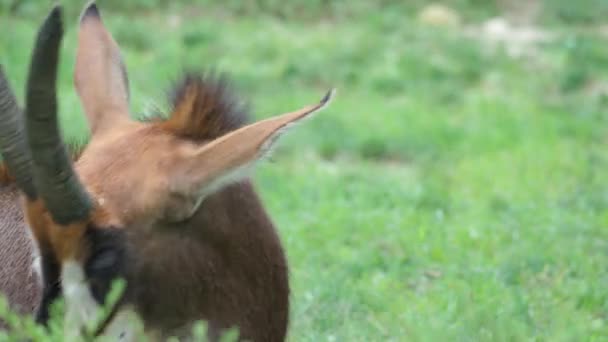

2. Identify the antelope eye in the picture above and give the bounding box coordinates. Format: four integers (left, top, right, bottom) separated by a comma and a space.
88, 248, 119, 274
85, 246, 125, 304
84, 226, 127, 279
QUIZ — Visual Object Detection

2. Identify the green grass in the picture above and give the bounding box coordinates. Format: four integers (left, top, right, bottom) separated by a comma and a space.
1, 0, 608, 341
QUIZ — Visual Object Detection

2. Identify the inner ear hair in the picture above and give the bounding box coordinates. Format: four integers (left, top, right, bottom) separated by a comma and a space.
166, 89, 335, 210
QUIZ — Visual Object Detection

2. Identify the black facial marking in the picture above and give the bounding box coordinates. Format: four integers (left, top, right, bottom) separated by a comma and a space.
35, 248, 61, 325
34, 226, 130, 327
84, 225, 129, 305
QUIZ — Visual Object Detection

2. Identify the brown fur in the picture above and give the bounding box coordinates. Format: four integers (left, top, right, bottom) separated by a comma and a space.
121, 181, 290, 341
0, 163, 13, 184
54, 84, 297, 339
1, 3, 333, 341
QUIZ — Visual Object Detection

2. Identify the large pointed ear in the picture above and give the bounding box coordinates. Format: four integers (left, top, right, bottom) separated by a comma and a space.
171, 89, 335, 197
74, 2, 130, 135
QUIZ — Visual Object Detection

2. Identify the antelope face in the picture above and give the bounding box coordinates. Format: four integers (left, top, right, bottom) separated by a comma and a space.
0, 2, 333, 339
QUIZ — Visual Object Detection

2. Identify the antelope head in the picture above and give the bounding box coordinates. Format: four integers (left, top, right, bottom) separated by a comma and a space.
0, 3, 333, 340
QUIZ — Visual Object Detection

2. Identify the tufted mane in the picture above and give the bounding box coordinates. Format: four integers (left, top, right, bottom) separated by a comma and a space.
155, 71, 250, 140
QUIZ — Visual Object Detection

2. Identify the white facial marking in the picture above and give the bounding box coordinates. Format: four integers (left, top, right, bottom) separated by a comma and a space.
103, 308, 144, 341
31, 254, 42, 282
62, 261, 138, 340
62, 260, 100, 338
25, 229, 43, 283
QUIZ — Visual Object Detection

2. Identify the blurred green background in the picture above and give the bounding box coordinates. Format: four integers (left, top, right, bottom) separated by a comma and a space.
1, 0, 608, 340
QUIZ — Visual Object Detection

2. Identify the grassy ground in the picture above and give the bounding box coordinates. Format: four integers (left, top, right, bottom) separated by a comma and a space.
1, 0, 608, 341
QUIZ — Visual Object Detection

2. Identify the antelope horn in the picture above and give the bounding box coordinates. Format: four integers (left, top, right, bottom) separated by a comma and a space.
0, 66, 37, 200
25, 5, 93, 224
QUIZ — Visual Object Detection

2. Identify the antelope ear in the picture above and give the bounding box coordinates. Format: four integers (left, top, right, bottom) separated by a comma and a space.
74, 2, 130, 135
171, 89, 335, 198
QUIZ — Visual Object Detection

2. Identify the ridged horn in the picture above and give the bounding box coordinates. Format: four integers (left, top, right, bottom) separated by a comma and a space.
0, 66, 37, 200
25, 5, 93, 224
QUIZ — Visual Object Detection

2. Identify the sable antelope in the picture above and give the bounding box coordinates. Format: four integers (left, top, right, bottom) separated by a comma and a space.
0, 3, 333, 341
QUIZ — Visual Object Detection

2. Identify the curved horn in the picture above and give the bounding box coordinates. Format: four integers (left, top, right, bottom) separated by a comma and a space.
25, 5, 93, 225
0, 67, 37, 200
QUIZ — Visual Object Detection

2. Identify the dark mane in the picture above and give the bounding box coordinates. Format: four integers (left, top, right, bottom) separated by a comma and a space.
156, 72, 250, 140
